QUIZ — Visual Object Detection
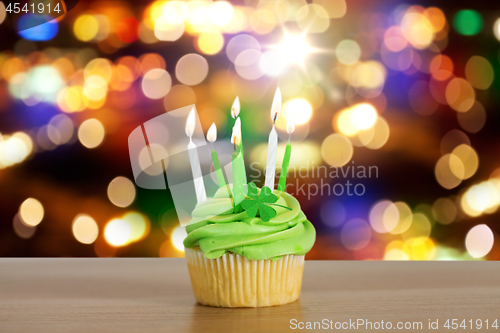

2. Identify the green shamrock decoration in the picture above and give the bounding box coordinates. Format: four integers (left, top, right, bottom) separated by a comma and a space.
240, 182, 292, 222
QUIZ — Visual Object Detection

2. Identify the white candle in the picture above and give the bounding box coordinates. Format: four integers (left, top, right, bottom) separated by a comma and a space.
231, 117, 241, 145
264, 87, 282, 189
230, 96, 241, 153
185, 108, 207, 203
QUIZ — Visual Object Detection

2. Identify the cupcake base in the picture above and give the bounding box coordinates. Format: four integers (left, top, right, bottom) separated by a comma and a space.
185, 247, 304, 308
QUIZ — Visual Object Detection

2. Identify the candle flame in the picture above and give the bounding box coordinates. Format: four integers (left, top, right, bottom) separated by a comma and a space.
207, 123, 217, 142
271, 87, 281, 122
231, 96, 240, 119
231, 117, 241, 145
185, 108, 196, 138
286, 116, 295, 134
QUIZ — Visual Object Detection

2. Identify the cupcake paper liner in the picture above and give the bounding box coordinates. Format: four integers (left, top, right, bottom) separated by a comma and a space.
185, 247, 305, 308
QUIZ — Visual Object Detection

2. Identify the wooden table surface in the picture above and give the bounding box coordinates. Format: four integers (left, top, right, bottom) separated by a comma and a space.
0, 259, 499, 332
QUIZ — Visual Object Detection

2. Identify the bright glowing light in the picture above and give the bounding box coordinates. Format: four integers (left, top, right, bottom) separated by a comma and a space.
84, 75, 107, 101
162, 0, 189, 24
401, 12, 434, 49
259, 50, 289, 77
13, 132, 33, 156
207, 123, 217, 142
384, 240, 411, 260
2, 136, 29, 164
335, 103, 378, 137
466, 224, 494, 258
463, 181, 500, 216
84, 58, 113, 82
197, 31, 224, 55
282, 98, 312, 125
155, 17, 185, 41
144, 2, 160, 28
171, 226, 187, 252
350, 61, 386, 92
384, 249, 409, 260
72, 214, 99, 244
276, 33, 312, 64
231, 96, 240, 118
19, 198, 44, 227
335, 108, 358, 137
78, 119, 105, 149
26, 66, 64, 103
74, 15, 99, 42
351, 103, 378, 130
9, 66, 63, 104
104, 219, 131, 247
494, 18, 500, 42
358, 116, 390, 150
209, 1, 234, 27
271, 87, 282, 122
122, 212, 149, 243
408, 237, 436, 260
107, 176, 136, 208
57, 86, 86, 113
466, 184, 491, 212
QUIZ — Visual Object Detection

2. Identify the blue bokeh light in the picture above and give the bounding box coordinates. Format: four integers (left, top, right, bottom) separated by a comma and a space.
18, 14, 59, 41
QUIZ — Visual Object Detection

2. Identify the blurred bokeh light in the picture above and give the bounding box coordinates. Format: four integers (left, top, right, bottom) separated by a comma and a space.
0, 0, 498, 261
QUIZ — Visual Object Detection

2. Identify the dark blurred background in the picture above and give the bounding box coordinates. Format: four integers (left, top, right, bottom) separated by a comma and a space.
0, 0, 499, 260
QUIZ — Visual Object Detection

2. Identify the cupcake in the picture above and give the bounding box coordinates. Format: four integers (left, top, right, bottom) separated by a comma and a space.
183, 183, 316, 308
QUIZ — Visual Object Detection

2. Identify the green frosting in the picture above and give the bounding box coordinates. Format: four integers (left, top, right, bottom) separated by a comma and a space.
183, 185, 316, 261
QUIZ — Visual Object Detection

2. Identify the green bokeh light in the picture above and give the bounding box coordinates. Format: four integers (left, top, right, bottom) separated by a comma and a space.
453, 10, 483, 36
